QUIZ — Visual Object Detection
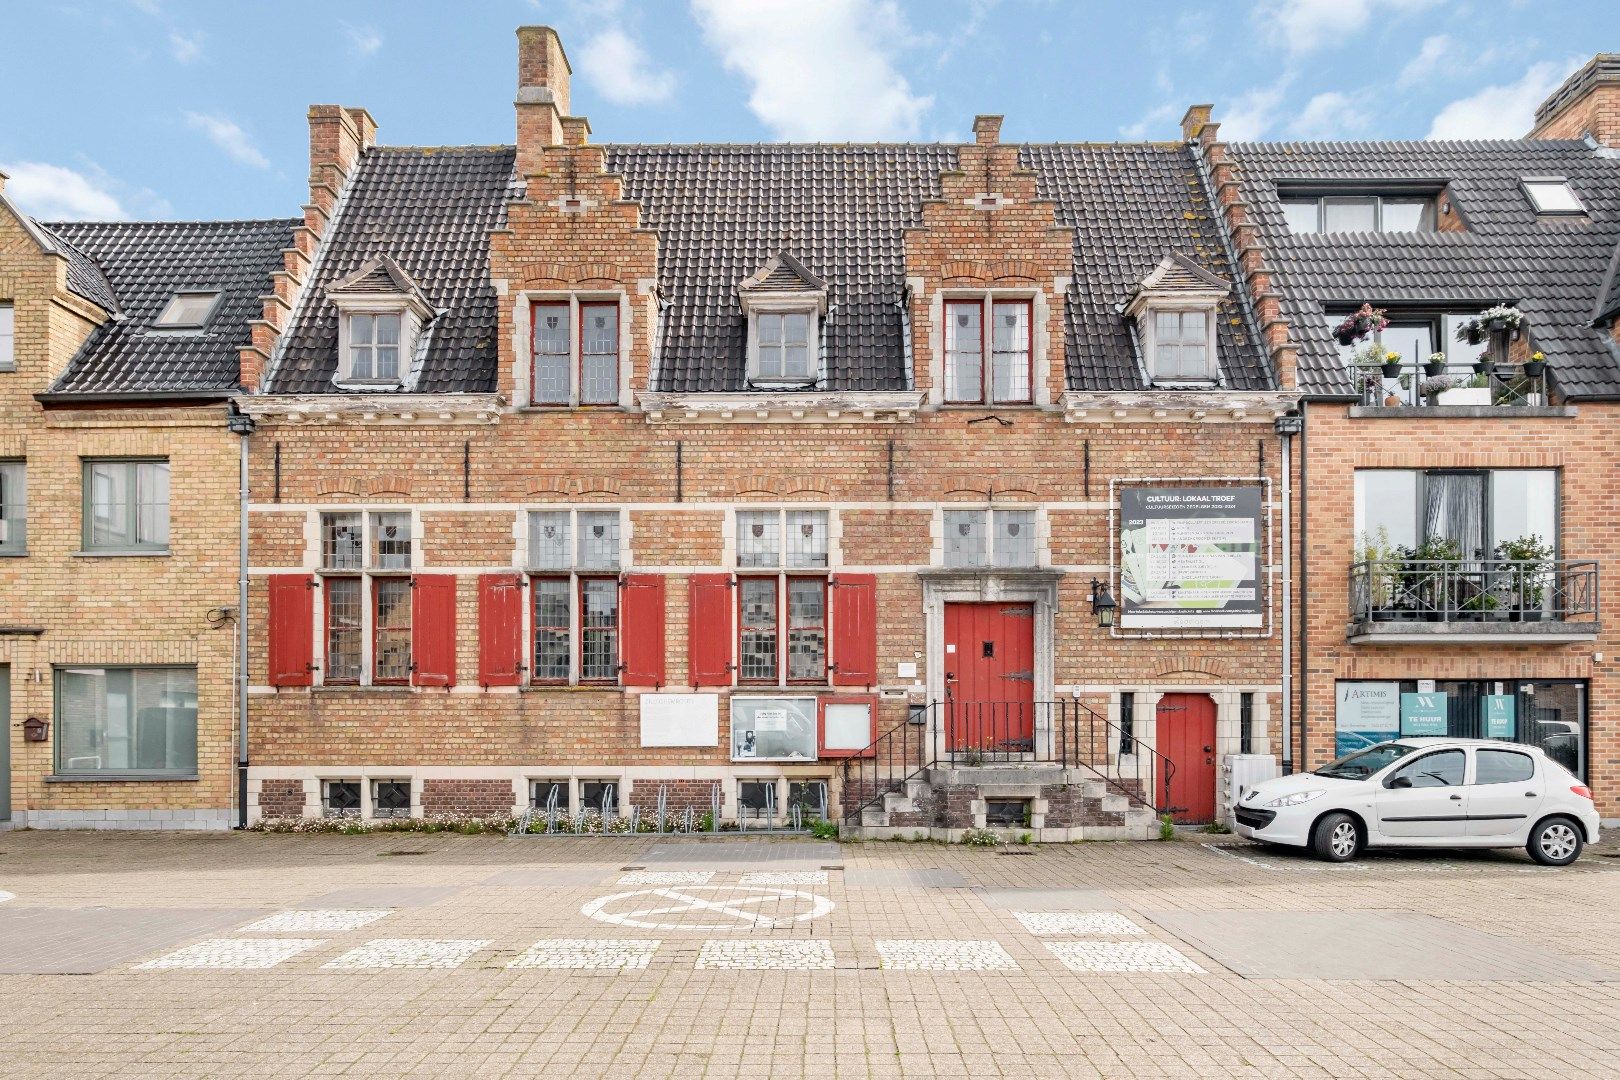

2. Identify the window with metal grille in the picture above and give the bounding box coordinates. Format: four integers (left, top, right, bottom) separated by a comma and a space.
1118, 691, 1136, 756
580, 302, 619, 404
738, 779, 777, 819
943, 509, 987, 567
739, 577, 779, 682
580, 780, 618, 816
579, 578, 619, 682
990, 300, 1032, 403
786, 578, 826, 683
0, 460, 25, 554
372, 779, 412, 818
83, 459, 169, 552
945, 509, 1037, 568
528, 511, 570, 569
1240, 692, 1254, 755
785, 510, 828, 568
529, 779, 571, 812
323, 779, 361, 817
788, 780, 829, 817
577, 511, 620, 570
325, 577, 363, 683
372, 512, 411, 569
532, 302, 570, 405
737, 510, 781, 568
531, 578, 571, 682
992, 510, 1036, 567
944, 299, 983, 403
373, 579, 412, 683
321, 512, 363, 569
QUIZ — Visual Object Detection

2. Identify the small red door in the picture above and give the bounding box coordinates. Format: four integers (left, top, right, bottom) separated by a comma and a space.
1159, 693, 1217, 823
944, 602, 1035, 753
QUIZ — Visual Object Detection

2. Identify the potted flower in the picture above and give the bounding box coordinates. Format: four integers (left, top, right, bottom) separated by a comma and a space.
1455, 318, 1483, 345
1494, 534, 1554, 621
1378, 350, 1404, 380
1423, 352, 1448, 378
1522, 350, 1547, 379
1334, 303, 1388, 346
1472, 350, 1495, 375
1419, 374, 1461, 404
1479, 303, 1525, 337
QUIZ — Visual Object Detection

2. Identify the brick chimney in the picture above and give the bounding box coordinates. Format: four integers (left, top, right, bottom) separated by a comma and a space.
972, 115, 1003, 146
1530, 55, 1620, 146
516, 26, 572, 173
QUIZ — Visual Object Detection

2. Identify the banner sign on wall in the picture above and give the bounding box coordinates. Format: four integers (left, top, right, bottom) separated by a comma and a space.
1484, 695, 1516, 739
1401, 693, 1449, 737
1119, 486, 1262, 629
1335, 681, 1401, 756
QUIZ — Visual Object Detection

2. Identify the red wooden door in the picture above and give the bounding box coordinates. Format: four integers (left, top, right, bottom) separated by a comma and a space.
1159, 693, 1217, 823
944, 602, 1035, 752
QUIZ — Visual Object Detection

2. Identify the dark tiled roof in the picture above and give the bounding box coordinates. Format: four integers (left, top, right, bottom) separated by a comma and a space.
1024, 143, 1273, 391
606, 144, 956, 393
41, 218, 297, 396
36, 225, 119, 314
266, 146, 517, 394
1227, 140, 1620, 399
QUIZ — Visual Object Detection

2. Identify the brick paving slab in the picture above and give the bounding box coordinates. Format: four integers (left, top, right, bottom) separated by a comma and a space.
298, 886, 465, 908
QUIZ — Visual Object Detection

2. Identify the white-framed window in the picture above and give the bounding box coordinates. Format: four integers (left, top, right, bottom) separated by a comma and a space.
154, 291, 222, 330
1280, 193, 1436, 233
83, 459, 169, 553
318, 510, 415, 685
0, 301, 14, 370
1150, 309, 1213, 381
529, 296, 622, 406
749, 309, 818, 383
341, 311, 404, 384
0, 460, 24, 555
942, 508, 1038, 568
525, 508, 625, 684
944, 296, 1034, 404
734, 509, 832, 686
1522, 177, 1584, 215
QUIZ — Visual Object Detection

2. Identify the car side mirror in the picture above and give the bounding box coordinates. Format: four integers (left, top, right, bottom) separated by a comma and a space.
1388, 776, 1413, 789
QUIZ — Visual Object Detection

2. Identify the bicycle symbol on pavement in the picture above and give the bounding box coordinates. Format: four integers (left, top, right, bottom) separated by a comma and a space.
581, 886, 833, 931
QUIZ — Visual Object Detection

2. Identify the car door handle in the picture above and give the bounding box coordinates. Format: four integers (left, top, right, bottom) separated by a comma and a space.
1525, 792, 1539, 797
1448, 794, 1462, 801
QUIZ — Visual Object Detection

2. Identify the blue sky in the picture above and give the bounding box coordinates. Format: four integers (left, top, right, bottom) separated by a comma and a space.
0, 0, 1603, 221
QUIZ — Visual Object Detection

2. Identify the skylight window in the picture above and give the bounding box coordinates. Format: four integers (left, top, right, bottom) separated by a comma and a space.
154, 291, 221, 329
1523, 179, 1584, 215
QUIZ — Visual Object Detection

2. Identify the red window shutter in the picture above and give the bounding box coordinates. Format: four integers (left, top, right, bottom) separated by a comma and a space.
619, 573, 666, 687
411, 575, 457, 687
688, 573, 734, 687
267, 574, 315, 687
478, 573, 524, 687
831, 573, 878, 687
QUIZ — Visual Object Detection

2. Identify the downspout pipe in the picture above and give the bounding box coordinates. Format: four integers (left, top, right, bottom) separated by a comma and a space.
1274, 411, 1303, 774
227, 404, 256, 828
1297, 409, 1310, 775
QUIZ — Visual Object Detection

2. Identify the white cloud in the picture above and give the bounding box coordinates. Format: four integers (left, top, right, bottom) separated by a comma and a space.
692, 0, 932, 140
1219, 78, 1293, 141
1253, 0, 1436, 57
1120, 103, 1179, 140
1289, 90, 1372, 138
184, 112, 270, 169
1, 162, 129, 220
168, 29, 203, 63
1398, 34, 1453, 86
579, 28, 676, 106
1427, 57, 1581, 140
341, 21, 382, 57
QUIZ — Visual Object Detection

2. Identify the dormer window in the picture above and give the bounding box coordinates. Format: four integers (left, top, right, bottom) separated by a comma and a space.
1523, 177, 1584, 215
739, 252, 827, 388
1125, 253, 1229, 387
154, 291, 221, 330
1278, 184, 1439, 234
325, 255, 433, 390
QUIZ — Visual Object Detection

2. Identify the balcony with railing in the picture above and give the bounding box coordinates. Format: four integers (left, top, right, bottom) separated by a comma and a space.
1348, 557, 1599, 642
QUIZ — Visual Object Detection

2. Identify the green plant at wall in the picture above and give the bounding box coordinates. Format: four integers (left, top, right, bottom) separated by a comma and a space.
1157, 814, 1176, 840
1495, 534, 1555, 615
1354, 526, 1396, 610
807, 818, 839, 840
961, 828, 1001, 847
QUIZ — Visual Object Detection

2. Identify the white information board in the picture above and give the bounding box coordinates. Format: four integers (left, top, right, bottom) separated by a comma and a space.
822, 701, 873, 753
639, 693, 720, 747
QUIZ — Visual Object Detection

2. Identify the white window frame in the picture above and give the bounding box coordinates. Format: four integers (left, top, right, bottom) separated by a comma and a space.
1280, 193, 1437, 233
153, 290, 223, 330
939, 506, 1043, 569
1521, 177, 1585, 215
520, 508, 627, 686
0, 459, 24, 555
731, 508, 834, 689
0, 301, 14, 371
746, 301, 821, 385
522, 292, 629, 408
939, 293, 1037, 406
337, 307, 409, 387
314, 508, 418, 687
1137, 302, 1220, 385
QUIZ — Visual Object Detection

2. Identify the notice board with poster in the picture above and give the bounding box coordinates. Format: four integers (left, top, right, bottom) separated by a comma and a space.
1119, 485, 1263, 629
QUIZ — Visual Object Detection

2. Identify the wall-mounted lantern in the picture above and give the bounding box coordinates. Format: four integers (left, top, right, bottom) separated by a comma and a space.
1089, 579, 1117, 628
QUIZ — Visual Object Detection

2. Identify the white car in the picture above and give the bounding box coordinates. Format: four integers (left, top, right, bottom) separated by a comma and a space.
1233, 738, 1600, 865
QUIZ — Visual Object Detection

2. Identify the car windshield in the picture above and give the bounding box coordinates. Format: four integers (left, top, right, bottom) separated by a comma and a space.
1314, 743, 1416, 780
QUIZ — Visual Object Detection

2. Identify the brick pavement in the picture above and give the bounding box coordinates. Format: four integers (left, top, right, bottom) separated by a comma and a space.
0, 831, 1617, 1077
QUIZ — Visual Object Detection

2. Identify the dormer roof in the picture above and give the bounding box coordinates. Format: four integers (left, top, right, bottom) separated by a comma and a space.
327, 254, 434, 317
1124, 253, 1232, 317
739, 251, 827, 295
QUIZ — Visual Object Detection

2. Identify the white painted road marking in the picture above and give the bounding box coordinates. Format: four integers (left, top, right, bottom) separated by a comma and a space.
1045, 940, 1206, 973
875, 939, 1018, 971
582, 886, 833, 931
696, 939, 835, 970
323, 938, 491, 969
137, 938, 327, 970
239, 909, 393, 933
508, 939, 662, 970
1013, 911, 1144, 936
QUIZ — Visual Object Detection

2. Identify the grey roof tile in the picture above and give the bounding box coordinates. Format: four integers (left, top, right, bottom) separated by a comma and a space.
1227, 139, 1620, 398
36, 225, 119, 314
41, 218, 297, 396
266, 146, 515, 394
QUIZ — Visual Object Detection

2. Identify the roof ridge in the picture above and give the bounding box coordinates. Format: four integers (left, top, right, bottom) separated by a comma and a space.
43, 217, 303, 228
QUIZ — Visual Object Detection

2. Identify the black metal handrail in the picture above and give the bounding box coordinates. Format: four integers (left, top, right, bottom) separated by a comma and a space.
1357, 361, 1549, 408
1349, 557, 1598, 623
839, 700, 1177, 824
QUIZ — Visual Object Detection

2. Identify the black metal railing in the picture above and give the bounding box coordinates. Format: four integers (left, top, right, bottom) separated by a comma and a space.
1349, 558, 1598, 623
1357, 361, 1549, 409
839, 700, 1175, 824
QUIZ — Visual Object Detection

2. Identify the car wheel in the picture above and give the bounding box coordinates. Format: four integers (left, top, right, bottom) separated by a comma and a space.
1527, 817, 1583, 867
1311, 812, 1362, 862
